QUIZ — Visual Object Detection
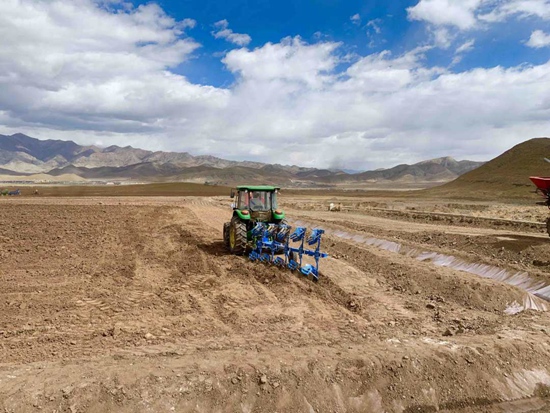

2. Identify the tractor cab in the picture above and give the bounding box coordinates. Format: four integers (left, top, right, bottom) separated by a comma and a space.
230, 185, 285, 223
224, 185, 287, 255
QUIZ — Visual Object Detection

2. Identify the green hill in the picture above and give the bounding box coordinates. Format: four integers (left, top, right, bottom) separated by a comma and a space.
427, 137, 550, 200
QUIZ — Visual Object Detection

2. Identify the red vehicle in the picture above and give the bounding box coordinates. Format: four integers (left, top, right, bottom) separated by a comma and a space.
529, 176, 550, 237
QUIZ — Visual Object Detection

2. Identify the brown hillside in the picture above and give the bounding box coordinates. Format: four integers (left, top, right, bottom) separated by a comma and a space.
428, 137, 550, 199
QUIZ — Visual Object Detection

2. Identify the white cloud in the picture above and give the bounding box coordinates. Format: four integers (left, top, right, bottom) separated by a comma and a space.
340, 47, 443, 93
456, 39, 475, 53
407, 0, 483, 30
350, 13, 361, 25
212, 19, 251, 46
223, 37, 340, 88
433, 27, 454, 48
408, 0, 550, 56
195, 41, 550, 168
409, 0, 550, 29
480, 0, 550, 22
0, 0, 226, 133
451, 39, 475, 65
366, 19, 384, 48
367, 19, 382, 34
527, 29, 550, 47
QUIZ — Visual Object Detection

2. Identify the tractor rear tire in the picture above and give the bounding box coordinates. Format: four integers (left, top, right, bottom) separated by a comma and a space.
229, 217, 247, 255
223, 222, 230, 249
546, 217, 550, 238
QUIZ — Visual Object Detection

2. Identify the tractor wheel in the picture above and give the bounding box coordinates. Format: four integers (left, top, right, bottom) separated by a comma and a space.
288, 250, 298, 264
229, 217, 247, 255
546, 217, 550, 238
223, 222, 230, 249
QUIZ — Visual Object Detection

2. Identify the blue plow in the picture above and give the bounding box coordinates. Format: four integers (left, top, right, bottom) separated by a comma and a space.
248, 223, 328, 281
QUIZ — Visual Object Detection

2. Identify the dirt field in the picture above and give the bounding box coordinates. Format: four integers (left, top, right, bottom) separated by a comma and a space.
1, 195, 550, 412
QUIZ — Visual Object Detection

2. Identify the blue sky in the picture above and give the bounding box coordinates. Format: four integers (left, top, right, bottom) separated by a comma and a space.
0, 0, 549, 170
133, 0, 550, 85
131, 0, 422, 87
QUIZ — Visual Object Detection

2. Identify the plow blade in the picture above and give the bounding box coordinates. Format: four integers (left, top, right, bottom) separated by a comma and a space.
248, 223, 328, 280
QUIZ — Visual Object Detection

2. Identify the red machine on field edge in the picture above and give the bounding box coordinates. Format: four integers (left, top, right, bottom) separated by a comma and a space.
529, 176, 550, 237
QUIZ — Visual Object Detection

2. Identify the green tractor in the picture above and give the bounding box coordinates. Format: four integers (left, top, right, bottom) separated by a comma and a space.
223, 185, 287, 254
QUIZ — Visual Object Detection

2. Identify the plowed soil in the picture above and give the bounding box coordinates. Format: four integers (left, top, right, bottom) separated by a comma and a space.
1, 196, 550, 412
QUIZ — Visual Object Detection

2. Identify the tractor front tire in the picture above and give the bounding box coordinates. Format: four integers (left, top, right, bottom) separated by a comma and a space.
223, 222, 230, 249
229, 217, 247, 255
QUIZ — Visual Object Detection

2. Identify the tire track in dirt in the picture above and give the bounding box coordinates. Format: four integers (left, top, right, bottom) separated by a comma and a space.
291, 207, 549, 238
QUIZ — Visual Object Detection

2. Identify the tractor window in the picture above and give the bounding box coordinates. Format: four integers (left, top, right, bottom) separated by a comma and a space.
237, 191, 249, 209
236, 190, 277, 211
249, 191, 272, 211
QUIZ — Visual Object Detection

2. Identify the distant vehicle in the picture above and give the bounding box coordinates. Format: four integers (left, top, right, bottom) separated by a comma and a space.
328, 202, 342, 212
530, 158, 550, 237
8, 189, 21, 196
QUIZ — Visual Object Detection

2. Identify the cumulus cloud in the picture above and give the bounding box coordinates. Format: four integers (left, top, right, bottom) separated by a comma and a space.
0, 0, 226, 134
1, 0, 550, 170
407, 0, 483, 30
527, 29, 550, 47
409, 0, 550, 29
350, 13, 361, 25
212, 19, 251, 46
480, 0, 550, 22
215, 40, 550, 168
223, 37, 340, 88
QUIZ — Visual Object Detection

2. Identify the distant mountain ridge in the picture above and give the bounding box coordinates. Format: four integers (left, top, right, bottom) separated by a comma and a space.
0, 133, 284, 173
311, 156, 483, 184
0, 133, 484, 186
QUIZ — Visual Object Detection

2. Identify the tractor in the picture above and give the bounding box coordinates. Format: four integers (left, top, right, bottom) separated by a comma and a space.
223, 185, 287, 254
223, 185, 328, 280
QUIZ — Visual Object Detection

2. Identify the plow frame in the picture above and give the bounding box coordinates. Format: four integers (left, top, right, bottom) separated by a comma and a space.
248, 223, 328, 281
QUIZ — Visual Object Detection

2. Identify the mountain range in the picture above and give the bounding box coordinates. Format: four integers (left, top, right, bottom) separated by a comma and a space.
0, 133, 484, 186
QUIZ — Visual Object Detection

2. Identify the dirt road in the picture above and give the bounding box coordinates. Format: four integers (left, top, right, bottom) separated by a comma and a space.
1, 196, 550, 412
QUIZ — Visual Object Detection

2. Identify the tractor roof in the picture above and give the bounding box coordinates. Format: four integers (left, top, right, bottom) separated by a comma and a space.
236, 185, 280, 191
